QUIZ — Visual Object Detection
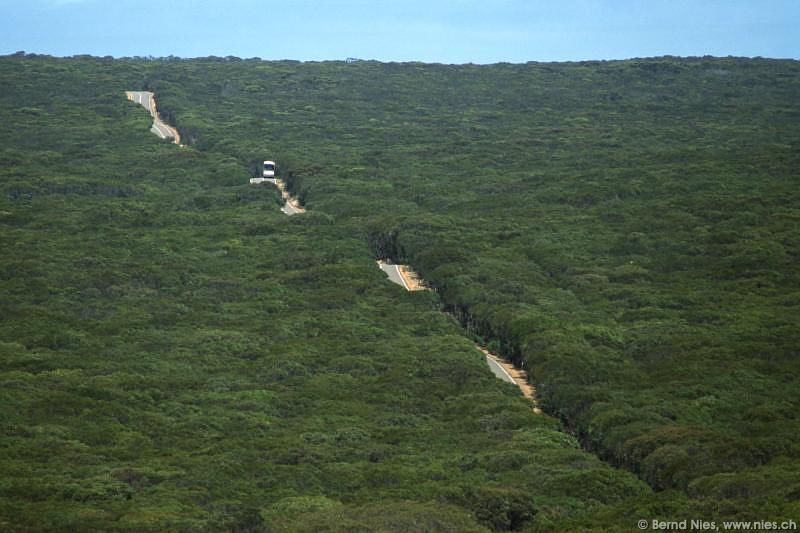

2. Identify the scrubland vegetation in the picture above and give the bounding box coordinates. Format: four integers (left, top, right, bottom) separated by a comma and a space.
1, 53, 798, 530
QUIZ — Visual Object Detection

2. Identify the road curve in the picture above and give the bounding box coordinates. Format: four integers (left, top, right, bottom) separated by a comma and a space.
126, 91, 181, 144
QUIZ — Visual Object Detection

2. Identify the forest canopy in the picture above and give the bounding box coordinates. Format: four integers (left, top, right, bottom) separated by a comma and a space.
1, 53, 798, 531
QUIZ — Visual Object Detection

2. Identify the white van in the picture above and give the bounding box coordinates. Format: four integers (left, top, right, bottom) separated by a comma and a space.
263, 160, 276, 178
250, 160, 277, 184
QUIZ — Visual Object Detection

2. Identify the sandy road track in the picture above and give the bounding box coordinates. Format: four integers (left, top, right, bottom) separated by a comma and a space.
126, 91, 181, 144
251, 178, 305, 215
377, 261, 426, 291
478, 346, 541, 413
122, 90, 535, 410
377, 260, 540, 411
275, 179, 305, 215
127, 91, 300, 217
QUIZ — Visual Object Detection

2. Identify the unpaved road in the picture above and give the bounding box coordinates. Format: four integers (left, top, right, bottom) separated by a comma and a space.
126, 91, 300, 217
377, 260, 425, 291
126, 91, 181, 144
122, 90, 535, 409
276, 179, 305, 215
477, 346, 541, 413
252, 178, 305, 215
377, 260, 540, 411
378, 261, 411, 290
485, 356, 516, 384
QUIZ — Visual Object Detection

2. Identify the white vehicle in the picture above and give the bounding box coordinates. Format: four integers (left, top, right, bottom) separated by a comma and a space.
250, 160, 277, 184
262, 160, 276, 178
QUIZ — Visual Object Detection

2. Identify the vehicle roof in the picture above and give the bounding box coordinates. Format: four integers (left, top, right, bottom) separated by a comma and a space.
263, 160, 276, 165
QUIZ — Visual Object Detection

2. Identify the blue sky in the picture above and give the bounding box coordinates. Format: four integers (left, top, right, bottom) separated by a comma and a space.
2, 0, 798, 63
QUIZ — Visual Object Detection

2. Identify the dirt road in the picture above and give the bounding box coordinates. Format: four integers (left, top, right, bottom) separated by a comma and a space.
275, 179, 305, 215
126, 91, 181, 144
377, 260, 426, 291
122, 90, 535, 411
377, 260, 540, 412
250, 178, 305, 215
477, 346, 541, 413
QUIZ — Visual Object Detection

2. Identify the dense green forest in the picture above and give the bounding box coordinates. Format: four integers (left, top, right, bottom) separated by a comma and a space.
1, 53, 799, 530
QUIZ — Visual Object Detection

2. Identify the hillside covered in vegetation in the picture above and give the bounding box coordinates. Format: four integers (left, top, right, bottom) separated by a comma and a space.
1, 54, 798, 530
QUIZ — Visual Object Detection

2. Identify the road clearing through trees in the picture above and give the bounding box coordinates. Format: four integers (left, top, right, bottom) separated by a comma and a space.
377, 260, 541, 412
377, 260, 426, 291
275, 179, 305, 215
248, 177, 305, 215
126, 91, 302, 216
125, 91, 181, 144
123, 90, 533, 409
